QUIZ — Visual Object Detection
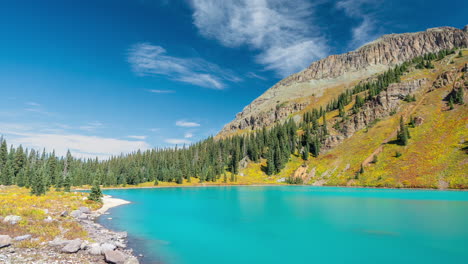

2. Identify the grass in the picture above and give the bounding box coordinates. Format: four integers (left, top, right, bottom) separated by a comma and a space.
0, 186, 101, 248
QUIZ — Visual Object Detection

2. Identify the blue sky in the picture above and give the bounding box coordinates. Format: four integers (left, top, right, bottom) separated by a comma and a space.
0, 0, 466, 159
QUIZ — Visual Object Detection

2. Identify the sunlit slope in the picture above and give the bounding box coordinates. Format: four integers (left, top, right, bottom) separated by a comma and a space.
236, 50, 468, 189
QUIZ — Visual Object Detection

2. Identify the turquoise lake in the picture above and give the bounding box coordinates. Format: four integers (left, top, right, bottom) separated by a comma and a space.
99, 186, 468, 264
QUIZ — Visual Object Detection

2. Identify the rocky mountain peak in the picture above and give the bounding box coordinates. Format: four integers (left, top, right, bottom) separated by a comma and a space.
219, 26, 468, 136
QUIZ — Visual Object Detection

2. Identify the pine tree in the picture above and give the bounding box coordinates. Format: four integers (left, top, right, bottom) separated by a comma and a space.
266, 147, 275, 175
449, 97, 454, 110
63, 174, 71, 192
322, 115, 328, 135
88, 180, 103, 202
397, 116, 409, 146
0, 139, 7, 184
302, 143, 309, 161
31, 164, 47, 196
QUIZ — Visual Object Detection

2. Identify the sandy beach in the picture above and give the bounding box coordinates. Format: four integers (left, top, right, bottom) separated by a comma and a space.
96, 195, 131, 215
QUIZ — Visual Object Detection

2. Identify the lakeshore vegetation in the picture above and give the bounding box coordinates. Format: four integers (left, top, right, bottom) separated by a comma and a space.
0, 48, 467, 194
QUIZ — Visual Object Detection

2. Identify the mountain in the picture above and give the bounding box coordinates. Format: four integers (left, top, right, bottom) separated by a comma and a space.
219, 26, 468, 136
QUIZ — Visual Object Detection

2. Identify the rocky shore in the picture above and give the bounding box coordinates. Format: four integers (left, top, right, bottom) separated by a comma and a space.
0, 195, 138, 264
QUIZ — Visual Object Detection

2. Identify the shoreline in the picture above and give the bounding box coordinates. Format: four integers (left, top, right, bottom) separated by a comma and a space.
74, 183, 468, 192
96, 195, 131, 214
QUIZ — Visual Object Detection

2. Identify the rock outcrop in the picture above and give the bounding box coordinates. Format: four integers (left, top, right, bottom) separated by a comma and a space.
0, 235, 12, 248
220, 26, 468, 136
340, 79, 428, 138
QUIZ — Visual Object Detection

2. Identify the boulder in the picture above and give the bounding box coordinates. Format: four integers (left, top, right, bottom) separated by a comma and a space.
114, 241, 126, 249
88, 243, 102, 255
101, 242, 116, 253
79, 207, 91, 214
61, 239, 82, 253
44, 216, 53, 223
70, 210, 82, 218
78, 214, 88, 220
0, 235, 12, 248
124, 256, 140, 264
80, 240, 89, 250
3, 215, 22, 225
14, 235, 31, 241
60, 211, 68, 217
115, 232, 127, 239
49, 237, 70, 247
104, 250, 127, 264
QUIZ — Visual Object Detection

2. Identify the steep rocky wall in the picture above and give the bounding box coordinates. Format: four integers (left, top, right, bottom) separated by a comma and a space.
323, 78, 428, 150
220, 26, 468, 136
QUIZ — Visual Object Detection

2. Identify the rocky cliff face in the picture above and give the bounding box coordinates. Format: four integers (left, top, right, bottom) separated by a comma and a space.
219, 26, 468, 136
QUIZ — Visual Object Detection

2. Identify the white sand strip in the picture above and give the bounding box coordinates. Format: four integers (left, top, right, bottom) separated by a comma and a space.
96, 195, 130, 214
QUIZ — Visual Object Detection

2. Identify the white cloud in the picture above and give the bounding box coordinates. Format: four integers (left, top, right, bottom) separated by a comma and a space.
176, 120, 200, 127
0, 122, 151, 160
79, 121, 103, 132
128, 43, 241, 89
246, 72, 266, 80
149, 128, 160, 132
184, 132, 194, 138
127, 135, 147, 140
26, 102, 41, 107
336, 0, 380, 48
148, 89, 175, 94
165, 138, 191, 145
190, 0, 328, 77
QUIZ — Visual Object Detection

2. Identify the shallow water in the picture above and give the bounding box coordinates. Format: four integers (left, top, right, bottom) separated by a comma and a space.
99, 186, 468, 264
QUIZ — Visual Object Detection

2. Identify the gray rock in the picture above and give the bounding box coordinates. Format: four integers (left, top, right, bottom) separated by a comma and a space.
101, 242, 116, 253
77, 214, 88, 220
14, 235, 32, 241
79, 207, 91, 214
43, 209, 49, 214
114, 241, 126, 248
61, 239, 82, 253
88, 243, 102, 255
124, 256, 140, 264
70, 210, 82, 218
44, 216, 53, 223
115, 232, 127, 239
80, 240, 89, 250
60, 211, 68, 217
3, 215, 22, 225
104, 250, 127, 264
0, 235, 12, 248
49, 237, 70, 247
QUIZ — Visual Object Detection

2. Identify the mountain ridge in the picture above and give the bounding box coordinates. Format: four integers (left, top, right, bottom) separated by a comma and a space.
219, 26, 468, 136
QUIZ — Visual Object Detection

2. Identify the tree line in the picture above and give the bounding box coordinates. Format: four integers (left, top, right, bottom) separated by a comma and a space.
0, 47, 462, 194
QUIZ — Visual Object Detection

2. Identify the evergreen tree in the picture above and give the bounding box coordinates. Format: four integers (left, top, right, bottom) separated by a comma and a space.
88, 180, 103, 202
31, 164, 47, 196
266, 147, 275, 175
397, 116, 409, 146
302, 143, 309, 161
63, 174, 71, 192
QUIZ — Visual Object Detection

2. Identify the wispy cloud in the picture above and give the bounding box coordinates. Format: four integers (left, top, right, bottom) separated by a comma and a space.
127, 135, 147, 140
190, 0, 328, 77
128, 43, 241, 89
246, 72, 266, 80
149, 128, 160, 132
165, 138, 191, 145
176, 120, 200, 127
184, 132, 194, 138
336, 0, 380, 49
24, 101, 55, 116
26, 102, 41, 107
148, 89, 176, 94
1, 122, 150, 159
79, 121, 103, 132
